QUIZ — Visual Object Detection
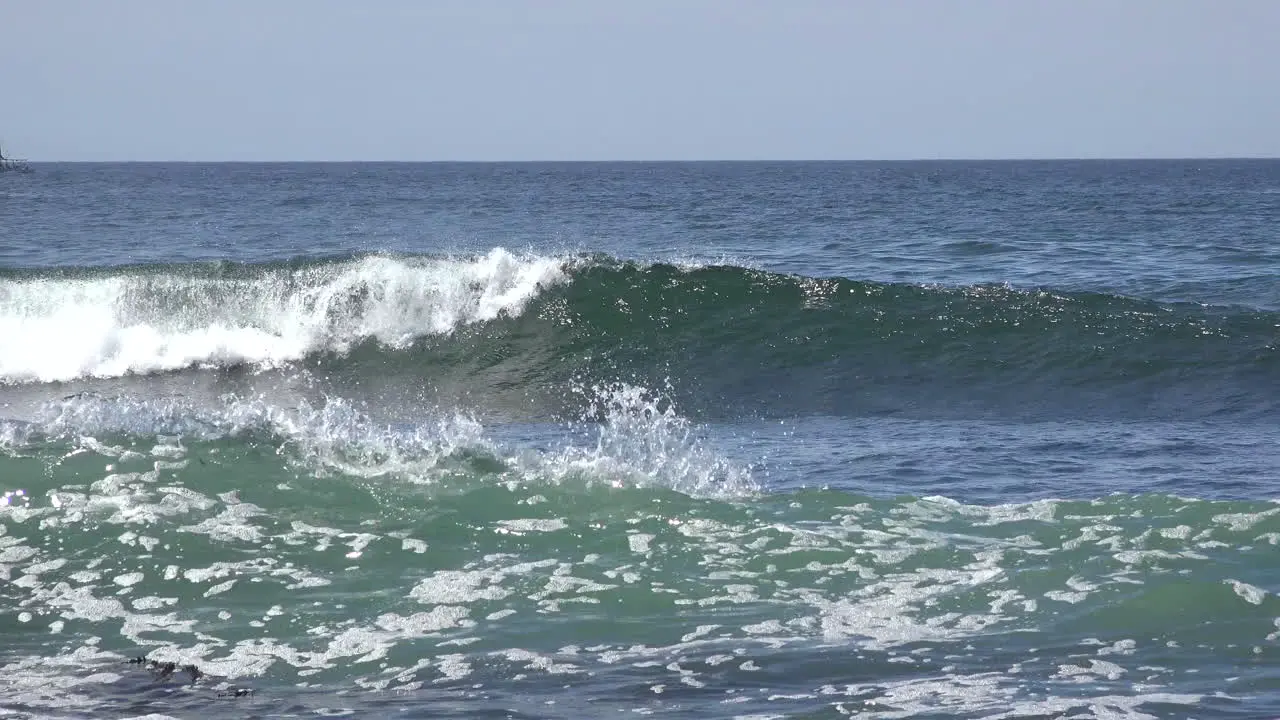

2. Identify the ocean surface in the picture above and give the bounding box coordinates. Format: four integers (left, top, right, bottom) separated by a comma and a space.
2, 160, 1279, 719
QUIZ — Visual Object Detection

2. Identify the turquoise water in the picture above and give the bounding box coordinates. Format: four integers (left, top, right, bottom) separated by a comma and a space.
2, 161, 1280, 718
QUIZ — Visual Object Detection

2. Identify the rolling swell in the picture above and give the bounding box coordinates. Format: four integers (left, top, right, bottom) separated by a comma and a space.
326, 260, 1280, 420
3, 250, 1278, 420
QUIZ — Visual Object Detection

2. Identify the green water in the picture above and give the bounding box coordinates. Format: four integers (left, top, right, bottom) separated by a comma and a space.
3, 391, 1278, 717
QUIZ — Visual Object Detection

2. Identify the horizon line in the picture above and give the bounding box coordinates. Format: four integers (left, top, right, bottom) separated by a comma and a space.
19, 156, 1280, 164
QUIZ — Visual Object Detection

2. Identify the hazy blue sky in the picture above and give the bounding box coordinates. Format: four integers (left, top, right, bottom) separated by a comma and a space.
3, 0, 1277, 160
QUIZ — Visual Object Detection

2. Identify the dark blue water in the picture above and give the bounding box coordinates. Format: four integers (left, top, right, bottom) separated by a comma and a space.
2, 161, 1279, 719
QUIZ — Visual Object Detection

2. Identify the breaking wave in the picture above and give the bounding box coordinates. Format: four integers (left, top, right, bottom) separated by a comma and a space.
3, 249, 1279, 419
0, 248, 567, 383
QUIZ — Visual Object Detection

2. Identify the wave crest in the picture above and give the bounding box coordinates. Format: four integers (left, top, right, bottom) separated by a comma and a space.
0, 249, 567, 383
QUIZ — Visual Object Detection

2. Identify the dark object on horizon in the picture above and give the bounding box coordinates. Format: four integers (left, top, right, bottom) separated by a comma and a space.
0, 143, 32, 173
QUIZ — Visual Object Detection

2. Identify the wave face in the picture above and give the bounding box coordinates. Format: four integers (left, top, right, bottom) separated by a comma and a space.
5, 251, 1277, 420
543, 261, 1280, 418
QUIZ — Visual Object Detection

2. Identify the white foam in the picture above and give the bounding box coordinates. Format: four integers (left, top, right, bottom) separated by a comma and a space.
1227, 579, 1267, 605
628, 533, 655, 554
0, 646, 125, 711
496, 518, 568, 534
375, 606, 471, 635
409, 569, 514, 605
0, 249, 568, 383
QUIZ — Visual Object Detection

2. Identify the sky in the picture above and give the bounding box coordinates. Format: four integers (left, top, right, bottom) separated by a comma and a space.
3, 0, 1278, 161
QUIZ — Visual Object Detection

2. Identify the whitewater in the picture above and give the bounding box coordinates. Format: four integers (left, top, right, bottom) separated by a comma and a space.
0, 249, 569, 383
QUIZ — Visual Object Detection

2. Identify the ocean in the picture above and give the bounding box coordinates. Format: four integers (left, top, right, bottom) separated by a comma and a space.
1, 160, 1279, 719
